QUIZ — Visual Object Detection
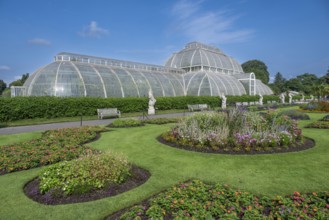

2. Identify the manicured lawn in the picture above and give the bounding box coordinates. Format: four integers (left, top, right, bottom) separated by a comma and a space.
0, 112, 328, 219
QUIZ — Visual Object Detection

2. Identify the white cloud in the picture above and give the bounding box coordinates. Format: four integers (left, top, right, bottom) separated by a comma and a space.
79, 21, 109, 38
28, 38, 51, 46
170, 0, 253, 44
0, 65, 10, 71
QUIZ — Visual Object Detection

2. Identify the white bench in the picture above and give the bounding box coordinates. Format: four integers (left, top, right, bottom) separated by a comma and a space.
97, 108, 121, 119
187, 104, 209, 111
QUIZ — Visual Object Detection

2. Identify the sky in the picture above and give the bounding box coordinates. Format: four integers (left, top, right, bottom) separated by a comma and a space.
0, 0, 328, 85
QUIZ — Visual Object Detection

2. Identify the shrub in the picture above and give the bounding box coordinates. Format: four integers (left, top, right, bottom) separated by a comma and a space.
300, 101, 329, 112
117, 180, 329, 219
278, 110, 310, 120
305, 121, 329, 129
109, 118, 144, 127
0, 126, 105, 174
144, 117, 180, 125
320, 114, 329, 121
161, 110, 303, 152
39, 153, 131, 195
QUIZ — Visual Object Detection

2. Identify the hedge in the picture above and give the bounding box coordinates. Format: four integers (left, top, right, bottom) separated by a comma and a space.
0, 95, 279, 121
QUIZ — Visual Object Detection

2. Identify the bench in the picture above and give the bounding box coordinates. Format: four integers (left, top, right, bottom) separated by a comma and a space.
97, 108, 121, 119
187, 104, 209, 111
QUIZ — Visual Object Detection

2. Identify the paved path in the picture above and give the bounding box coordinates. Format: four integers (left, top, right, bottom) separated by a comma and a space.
0, 112, 192, 135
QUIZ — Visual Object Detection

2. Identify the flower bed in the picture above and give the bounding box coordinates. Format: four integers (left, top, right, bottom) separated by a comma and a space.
161, 110, 305, 154
0, 126, 106, 175
144, 117, 180, 125
305, 115, 329, 129
39, 153, 131, 195
111, 180, 329, 219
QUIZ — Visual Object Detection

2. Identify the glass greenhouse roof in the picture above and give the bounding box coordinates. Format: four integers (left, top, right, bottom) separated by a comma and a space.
19, 42, 273, 98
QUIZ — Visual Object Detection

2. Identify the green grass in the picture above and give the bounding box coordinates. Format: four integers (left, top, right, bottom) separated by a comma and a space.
0, 112, 328, 219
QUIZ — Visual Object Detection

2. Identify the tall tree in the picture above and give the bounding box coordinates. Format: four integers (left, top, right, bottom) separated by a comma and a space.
273, 72, 286, 92
0, 79, 6, 95
241, 60, 270, 84
296, 73, 319, 94
9, 73, 29, 87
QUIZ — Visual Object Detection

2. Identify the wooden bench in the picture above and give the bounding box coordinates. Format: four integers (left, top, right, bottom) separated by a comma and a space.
97, 108, 121, 119
187, 104, 209, 111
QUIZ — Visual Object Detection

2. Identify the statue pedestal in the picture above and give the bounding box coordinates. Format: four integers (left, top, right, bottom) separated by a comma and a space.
148, 107, 155, 115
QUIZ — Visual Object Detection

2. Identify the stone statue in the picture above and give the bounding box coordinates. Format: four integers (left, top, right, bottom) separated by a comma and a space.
288, 93, 293, 104
280, 93, 285, 104
148, 89, 156, 115
259, 93, 263, 106
221, 94, 227, 109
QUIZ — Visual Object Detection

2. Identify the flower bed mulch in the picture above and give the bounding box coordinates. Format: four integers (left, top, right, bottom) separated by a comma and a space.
157, 136, 315, 155
24, 165, 150, 205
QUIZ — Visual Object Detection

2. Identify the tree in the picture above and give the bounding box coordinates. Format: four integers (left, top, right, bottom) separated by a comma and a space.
9, 73, 29, 87
296, 73, 319, 94
0, 79, 6, 95
241, 60, 270, 84
272, 72, 286, 94
285, 78, 303, 92
319, 66, 329, 84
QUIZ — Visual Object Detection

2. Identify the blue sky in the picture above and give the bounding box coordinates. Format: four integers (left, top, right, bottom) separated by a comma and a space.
0, 0, 328, 85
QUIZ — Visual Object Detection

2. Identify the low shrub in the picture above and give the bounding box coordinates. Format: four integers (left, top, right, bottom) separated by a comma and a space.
117, 180, 329, 219
39, 153, 131, 195
320, 114, 329, 121
305, 121, 329, 129
0, 126, 106, 174
278, 110, 310, 120
144, 117, 180, 125
109, 118, 144, 128
300, 101, 329, 112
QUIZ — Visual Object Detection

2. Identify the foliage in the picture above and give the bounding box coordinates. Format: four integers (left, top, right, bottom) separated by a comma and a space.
300, 101, 329, 112
305, 121, 329, 129
320, 115, 329, 121
9, 73, 29, 87
39, 153, 131, 195
0, 126, 106, 174
0, 79, 6, 95
0, 95, 275, 122
271, 72, 287, 94
278, 110, 310, 120
241, 59, 270, 84
144, 117, 180, 125
162, 110, 303, 152
119, 179, 329, 219
110, 118, 144, 128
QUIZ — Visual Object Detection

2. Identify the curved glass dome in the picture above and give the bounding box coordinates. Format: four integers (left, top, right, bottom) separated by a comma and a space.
21, 42, 273, 98
184, 71, 246, 96
24, 58, 185, 98
165, 42, 244, 75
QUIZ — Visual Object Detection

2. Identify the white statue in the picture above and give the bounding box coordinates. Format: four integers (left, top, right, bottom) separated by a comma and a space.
310, 95, 314, 100
280, 93, 285, 104
148, 89, 156, 115
221, 94, 227, 109
259, 93, 263, 106
288, 93, 293, 104
301, 94, 305, 102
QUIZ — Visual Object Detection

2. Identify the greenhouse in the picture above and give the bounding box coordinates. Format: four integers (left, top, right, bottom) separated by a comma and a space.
13, 42, 273, 98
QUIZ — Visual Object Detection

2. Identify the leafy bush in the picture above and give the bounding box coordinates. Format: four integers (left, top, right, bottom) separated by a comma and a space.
278, 110, 310, 120
39, 153, 131, 195
320, 114, 329, 121
109, 118, 144, 127
144, 117, 180, 125
161, 110, 303, 152
118, 180, 329, 219
305, 121, 329, 129
0, 126, 106, 174
0, 95, 277, 121
300, 101, 329, 112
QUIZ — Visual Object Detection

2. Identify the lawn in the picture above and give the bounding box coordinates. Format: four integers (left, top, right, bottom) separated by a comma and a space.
0, 112, 328, 219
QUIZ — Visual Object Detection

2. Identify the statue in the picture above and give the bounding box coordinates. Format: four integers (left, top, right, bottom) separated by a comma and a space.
310, 95, 314, 100
301, 94, 305, 102
288, 93, 293, 104
148, 89, 156, 115
221, 94, 227, 109
259, 93, 263, 106
280, 93, 285, 104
